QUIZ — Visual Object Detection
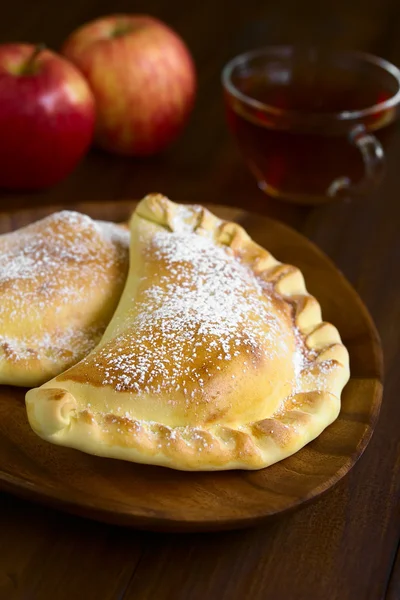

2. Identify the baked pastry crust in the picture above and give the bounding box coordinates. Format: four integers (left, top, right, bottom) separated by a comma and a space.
26, 195, 350, 470
0, 211, 129, 386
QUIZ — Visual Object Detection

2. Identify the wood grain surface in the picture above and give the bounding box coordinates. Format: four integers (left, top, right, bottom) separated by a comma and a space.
0, 0, 399, 598
0, 201, 383, 532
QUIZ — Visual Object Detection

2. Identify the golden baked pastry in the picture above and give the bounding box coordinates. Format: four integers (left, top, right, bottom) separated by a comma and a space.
26, 195, 350, 470
0, 211, 129, 387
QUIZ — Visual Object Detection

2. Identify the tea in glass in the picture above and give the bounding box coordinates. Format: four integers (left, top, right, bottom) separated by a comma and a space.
223, 47, 400, 204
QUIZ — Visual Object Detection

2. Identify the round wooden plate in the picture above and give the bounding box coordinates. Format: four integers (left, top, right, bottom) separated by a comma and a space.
0, 201, 383, 532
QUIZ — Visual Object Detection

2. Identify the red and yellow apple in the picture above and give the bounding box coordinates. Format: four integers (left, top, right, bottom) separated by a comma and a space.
62, 15, 196, 156
0, 44, 95, 190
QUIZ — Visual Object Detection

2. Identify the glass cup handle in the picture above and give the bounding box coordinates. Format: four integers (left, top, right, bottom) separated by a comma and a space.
327, 124, 385, 198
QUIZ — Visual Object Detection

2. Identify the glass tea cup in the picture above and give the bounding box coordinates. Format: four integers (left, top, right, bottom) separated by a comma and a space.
222, 46, 400, 205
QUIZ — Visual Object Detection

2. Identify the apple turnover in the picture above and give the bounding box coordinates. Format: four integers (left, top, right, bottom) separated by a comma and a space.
0, 211, 129, 386
26, 195, 350, 470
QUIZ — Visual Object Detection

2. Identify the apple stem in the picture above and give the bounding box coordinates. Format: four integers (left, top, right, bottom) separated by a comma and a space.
22, 43, 46, 75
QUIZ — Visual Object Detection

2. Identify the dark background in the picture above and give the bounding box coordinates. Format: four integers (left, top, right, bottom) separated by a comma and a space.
0, 1, 399, 599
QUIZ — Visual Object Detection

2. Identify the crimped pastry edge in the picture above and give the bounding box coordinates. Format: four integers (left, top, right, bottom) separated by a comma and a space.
25, 195, 350, 470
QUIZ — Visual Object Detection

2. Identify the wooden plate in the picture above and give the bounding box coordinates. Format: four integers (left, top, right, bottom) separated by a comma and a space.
0, 201, 383, 532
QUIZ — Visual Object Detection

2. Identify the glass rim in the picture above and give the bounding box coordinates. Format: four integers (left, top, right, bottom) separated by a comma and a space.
221, 45, 400, 122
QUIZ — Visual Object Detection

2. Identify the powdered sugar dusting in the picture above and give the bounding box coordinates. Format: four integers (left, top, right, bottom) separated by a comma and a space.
87, 224, 294, 397
0, 211, 129, 367
0, 211, 128, 291
0, 325, 103, 364
169, 204, 202, 233
95, 220, 130, 247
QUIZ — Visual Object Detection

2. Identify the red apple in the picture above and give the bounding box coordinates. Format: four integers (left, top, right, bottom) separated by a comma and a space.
0, 44, 95, 190
62, 15, 196, 156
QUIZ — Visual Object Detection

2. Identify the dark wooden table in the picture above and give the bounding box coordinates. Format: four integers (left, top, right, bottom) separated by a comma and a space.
1, 1, 399, 599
